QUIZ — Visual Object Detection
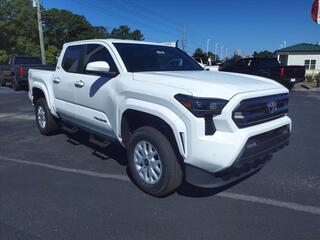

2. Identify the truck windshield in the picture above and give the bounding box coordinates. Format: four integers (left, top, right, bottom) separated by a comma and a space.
113, 43, 203, 72
15, 57, 42, 65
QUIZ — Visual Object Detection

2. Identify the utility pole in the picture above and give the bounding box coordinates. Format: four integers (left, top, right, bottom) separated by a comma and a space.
220, 45, 224, 60
206, 39, 211, 57
181, 24, 186, 51
34, 0, 46, 64
225, 48, 228, 60
214, 43, 219, 62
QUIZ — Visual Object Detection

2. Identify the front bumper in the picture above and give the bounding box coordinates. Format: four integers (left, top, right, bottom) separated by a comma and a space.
185, 124, 290, 188
183, 89, 291, 172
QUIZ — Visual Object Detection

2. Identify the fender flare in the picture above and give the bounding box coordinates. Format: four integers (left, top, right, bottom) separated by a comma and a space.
31, 82, 58, 117
118, 98, 187, 159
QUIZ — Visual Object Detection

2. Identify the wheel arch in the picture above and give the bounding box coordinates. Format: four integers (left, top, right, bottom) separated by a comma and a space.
118, 99, 187, 159
31, 83, 58, 117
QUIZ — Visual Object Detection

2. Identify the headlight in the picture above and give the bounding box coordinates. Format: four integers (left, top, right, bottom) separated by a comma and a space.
174, 94, 228, 118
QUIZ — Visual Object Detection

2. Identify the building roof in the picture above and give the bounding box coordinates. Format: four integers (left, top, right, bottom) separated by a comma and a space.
276, 43, 320, 54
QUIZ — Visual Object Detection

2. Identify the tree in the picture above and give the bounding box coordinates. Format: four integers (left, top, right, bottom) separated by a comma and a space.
230, 54, 242, 62
43, 8, 109, 50
0, 0, 40, 61
192, 48, 219, 64
192, 48, 205, 59
0, 0, 145, 64
110, 25, 144, 40
253, 50, 275, 58
45, 45, 59, 65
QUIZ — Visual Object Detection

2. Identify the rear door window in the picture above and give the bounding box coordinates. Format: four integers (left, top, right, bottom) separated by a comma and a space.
62, 45, 84, 73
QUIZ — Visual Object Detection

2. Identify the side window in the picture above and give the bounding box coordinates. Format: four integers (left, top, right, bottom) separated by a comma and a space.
311, 60, 316, 70
62, 45, 84, 73
305, 60, 310, 70
84, 44, 118, 74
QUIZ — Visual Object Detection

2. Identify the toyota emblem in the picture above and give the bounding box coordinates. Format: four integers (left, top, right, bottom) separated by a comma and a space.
267, 101, 277, 114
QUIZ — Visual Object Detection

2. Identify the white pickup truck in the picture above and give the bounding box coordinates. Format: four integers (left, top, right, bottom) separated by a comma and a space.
29, 39, 291, 197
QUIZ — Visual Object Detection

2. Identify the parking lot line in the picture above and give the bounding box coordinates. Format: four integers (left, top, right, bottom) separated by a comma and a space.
1, 155, 320, 216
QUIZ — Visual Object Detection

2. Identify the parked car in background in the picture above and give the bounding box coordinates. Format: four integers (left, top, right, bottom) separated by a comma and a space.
0, 56, 55, 91
28, 39, 291, 197
219, 58, 305, 89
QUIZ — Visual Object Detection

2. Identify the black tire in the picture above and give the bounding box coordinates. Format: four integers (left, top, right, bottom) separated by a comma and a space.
35, 98, 59, 135
127, 126, 183, 197
11, 77, 21, 91
286, 82, 295, 90
0, 75, 5, 86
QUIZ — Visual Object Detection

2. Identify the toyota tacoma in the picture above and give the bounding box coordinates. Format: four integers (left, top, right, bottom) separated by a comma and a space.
28, 40, 291, 197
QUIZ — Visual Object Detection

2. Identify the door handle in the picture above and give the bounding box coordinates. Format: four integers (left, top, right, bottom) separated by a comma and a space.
74, 80, 85, 88
53, 77, 60, 84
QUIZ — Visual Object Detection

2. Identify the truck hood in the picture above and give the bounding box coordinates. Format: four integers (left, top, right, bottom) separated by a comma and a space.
133, 70, 284, 100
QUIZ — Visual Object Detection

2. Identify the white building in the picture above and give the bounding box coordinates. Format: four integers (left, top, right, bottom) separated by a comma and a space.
275, 43, 320, 76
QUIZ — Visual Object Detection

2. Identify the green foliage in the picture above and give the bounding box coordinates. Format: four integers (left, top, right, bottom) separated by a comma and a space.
110, 25, 144, 40
0, 50, 9, 63
192, 48, 219, 64
305, 75, 315, 82
253, 50, 275, 58
45, 45, 59, 64
43, 8, 109, 49
0, 0, 39, 61
0, 0, 144, 64
230, 54, 242, 62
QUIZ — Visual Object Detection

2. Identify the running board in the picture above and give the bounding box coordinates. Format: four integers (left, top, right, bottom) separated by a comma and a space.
89, 135, 111, 148
61, 123, 79, 134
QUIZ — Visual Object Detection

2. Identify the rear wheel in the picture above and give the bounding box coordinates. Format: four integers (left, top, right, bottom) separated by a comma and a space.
286, 82, 295, 90
0, 75, 5, 86
35, 98, 59, 135
127, 126, 183, 197
11, 77, 21, 91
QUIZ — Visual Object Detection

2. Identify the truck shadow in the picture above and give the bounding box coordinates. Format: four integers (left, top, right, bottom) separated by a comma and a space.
62, 129, 127, 166
61, 129, 261, 198
177, 170, 260, 198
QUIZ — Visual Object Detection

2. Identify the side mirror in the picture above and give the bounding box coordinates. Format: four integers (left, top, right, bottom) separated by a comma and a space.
86, 61, 110, 73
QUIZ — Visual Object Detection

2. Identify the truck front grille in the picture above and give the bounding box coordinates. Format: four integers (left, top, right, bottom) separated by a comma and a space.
232, 94, 288, 128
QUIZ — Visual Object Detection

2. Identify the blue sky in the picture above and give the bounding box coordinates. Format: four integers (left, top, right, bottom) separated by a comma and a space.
44, 0, 320, 57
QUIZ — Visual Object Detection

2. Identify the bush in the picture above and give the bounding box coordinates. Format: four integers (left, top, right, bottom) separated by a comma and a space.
305, 75, 314, 83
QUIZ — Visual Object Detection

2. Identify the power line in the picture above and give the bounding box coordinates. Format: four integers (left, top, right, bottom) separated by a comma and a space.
82, 0, 181, 39
89, 0, 212, 53
77, 0, 225, 55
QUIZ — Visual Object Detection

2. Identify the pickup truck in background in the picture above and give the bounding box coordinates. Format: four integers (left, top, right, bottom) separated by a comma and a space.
219, 58, 305, 90
28, 40, 291, 197
0, 56, 55, 91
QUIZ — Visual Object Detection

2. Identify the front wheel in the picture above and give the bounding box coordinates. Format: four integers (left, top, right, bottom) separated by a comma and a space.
35, 98, 60, 135
127, 126, 183, 197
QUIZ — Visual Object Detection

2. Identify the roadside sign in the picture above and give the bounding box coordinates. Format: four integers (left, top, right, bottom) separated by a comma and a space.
312, 0, 320, 24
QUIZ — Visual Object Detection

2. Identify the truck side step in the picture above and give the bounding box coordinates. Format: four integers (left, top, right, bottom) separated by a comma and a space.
61, 123, 79, 134
89, 134, 111, 148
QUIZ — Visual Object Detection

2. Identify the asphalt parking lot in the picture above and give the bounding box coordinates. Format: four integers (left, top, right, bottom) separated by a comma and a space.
0, 87, 319, 240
